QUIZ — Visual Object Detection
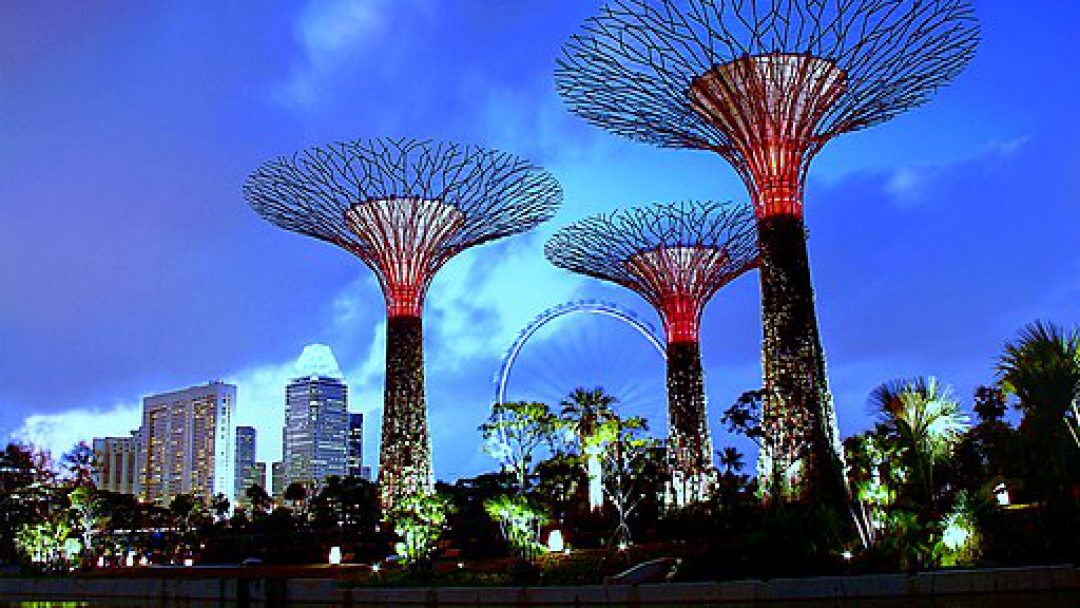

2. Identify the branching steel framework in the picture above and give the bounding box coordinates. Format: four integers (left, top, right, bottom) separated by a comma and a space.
546, 201, 758, 505
556, 0, 979, 504
245, 138, 561, 510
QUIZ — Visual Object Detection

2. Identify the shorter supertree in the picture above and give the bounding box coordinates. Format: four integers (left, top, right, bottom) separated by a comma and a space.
245, 138, 561, 509
546, 201, 757, 504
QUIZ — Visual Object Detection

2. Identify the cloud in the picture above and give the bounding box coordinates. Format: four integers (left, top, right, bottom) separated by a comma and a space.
425, 236, 585, 370
274, 0, 434, 109
883, 135, 1030, 208
9, 402, 141, 459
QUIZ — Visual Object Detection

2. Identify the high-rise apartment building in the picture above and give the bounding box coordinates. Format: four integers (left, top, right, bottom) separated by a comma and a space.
253, 462, 267, 491
92, 430, 140, 495
234, 426, 258, 503
138, 381, 235, 505
283, 375, 347, 489
271, 461, 285, 497
347, 413, 364, 478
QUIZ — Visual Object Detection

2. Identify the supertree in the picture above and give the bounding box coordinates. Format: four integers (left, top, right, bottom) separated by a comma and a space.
556, 0, 979, 504
244, 138, 561, 509
546, 201, 758, 505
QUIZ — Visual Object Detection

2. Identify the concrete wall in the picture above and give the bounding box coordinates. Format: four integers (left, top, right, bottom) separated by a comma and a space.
0, 565, 1076, 607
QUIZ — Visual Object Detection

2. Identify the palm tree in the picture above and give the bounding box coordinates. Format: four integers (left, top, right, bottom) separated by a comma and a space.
718, 447, 745, 475
997, 320, 1080, 498
998, 320, 1080, 435
870, 377, 969, 507
560, 387, 617, 511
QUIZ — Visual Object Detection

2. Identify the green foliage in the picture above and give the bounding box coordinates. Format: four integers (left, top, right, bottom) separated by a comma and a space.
721, 390, 765, 447
61, 442, 95, 489
998, 320, 1080, 427
390, 491, 453, 572
560, 387, 616, 453
997, 321, 1080, 501
310, 475, 380, 541
483, 494, 549, 561
15, 518, 79, 572
245, 483, 273, 516
284, 481, 309, 504
0, 443, 54, 563
938, 491, 986, 567
870, 377, 969, 504
480, 401, 560, 493
68, 486, 106, 560
849, 377, 972, 569
972, 385, 1007, 423
600, 415, 660, 545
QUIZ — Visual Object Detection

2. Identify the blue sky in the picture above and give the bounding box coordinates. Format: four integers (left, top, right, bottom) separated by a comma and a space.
1, 1, 1078, 479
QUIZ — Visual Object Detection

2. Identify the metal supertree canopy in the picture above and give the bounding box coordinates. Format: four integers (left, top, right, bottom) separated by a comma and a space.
244, 137, 561, 510
245, 138, 561, 317
546, 201, 757, 505
545, 201, 758, 344
557, 0, 979, 217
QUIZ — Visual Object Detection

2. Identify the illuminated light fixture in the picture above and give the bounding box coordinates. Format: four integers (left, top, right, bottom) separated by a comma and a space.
245, 138, 561, 510
556, 0, 980, 507
547, 529, 565, 553
617, 542, 629, 552
993, 482, 1010, 507
841, 550, 853, 561
547, 201, 757, 505
125, 553, 135, 568
371, 563, 381, 573
183, 558, 194, 567
328, 546, 342, 566
941, 517, 972, 551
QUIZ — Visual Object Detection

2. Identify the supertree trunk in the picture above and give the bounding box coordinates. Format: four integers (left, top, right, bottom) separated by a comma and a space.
666, 339, 713, 505
756, 214, 846, 505
545, 201, 758, 507
379, 314, 434, 509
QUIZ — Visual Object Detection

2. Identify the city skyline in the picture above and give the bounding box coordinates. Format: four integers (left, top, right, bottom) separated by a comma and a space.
3, 1, 1080, 483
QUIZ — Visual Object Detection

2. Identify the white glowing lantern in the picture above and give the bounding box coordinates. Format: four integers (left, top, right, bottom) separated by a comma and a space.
96, 556, 105, 568
371, 563, 381, 573
183, 558, 194, 567
994, 482, 1010, 507
125, 552, 135, 568
139, 556, 149, 567
328, 546, 342, 566
547, 529, 565, 553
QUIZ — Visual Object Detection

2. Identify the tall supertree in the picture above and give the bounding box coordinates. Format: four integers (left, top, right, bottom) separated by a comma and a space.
244, 138, 561, 509
546, 201, 758, 505
556, 0, 979, 504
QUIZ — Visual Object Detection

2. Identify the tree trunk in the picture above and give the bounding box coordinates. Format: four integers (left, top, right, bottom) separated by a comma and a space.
378, 314, 434, 511
666, 340, 713, 505
756, 213, 848, 507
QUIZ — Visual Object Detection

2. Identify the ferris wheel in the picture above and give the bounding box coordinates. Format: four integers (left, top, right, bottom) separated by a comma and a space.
489, 299, 668, 463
